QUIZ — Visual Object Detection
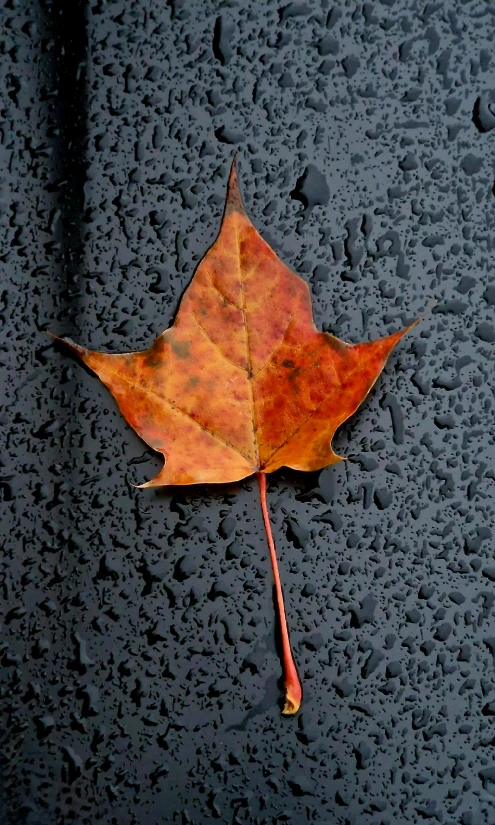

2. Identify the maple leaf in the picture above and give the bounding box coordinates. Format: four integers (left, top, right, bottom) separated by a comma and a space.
52, 157, 419, 715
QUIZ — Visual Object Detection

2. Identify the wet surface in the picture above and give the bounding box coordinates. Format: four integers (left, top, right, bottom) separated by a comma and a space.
1, 1, 495, 823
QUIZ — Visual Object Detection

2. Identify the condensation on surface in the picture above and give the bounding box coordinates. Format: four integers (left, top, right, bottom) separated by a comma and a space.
1, 1, 495, 823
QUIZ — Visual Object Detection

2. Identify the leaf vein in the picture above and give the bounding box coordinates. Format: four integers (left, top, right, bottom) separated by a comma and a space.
262, 364, 369, 468
236, 215, 260, 465
245, 278, 280, 312
192, 312, 247, 371
205, 269, 241, 309
92, 361, 254, 465
252, 314, 294, 378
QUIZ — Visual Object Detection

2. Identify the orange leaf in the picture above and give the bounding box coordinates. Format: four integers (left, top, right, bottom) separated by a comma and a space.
52, 157, 419, 715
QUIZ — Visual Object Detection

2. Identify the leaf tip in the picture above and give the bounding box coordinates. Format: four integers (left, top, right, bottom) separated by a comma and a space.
135, 476, 160, 490
225, 153, 246, 217
401, 300, 437, 338
48, 333, 87, 356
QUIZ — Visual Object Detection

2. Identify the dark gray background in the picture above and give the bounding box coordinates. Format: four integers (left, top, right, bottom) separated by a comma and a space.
1, 1, 495, 823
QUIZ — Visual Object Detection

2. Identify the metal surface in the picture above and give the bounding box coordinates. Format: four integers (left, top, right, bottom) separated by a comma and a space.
1, 1, 495, 822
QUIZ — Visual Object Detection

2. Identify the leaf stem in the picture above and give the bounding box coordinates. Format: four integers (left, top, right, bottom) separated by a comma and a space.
256, 472, 302, 715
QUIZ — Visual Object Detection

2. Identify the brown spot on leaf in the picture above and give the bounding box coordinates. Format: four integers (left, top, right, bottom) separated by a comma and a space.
170, 339, 192, 360
144, 351, 163, 370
